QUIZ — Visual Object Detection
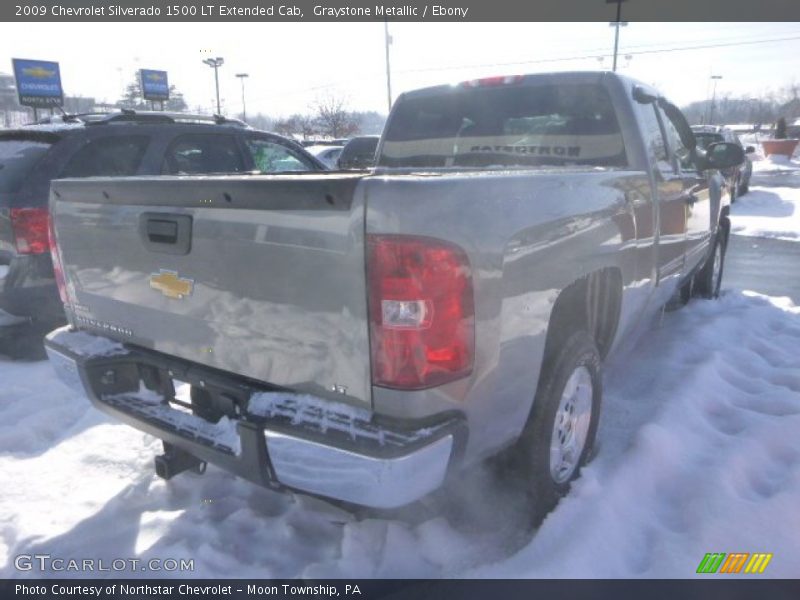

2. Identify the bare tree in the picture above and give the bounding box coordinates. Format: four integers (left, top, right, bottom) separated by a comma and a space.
313, 94, 360, 139
274, 113, 318, 140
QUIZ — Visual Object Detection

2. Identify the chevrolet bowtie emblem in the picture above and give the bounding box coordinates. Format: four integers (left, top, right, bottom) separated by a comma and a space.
149, 270, 193, 299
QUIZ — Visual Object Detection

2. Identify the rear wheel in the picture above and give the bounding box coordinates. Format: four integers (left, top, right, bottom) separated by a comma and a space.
738, 176, 749, 197
514, 331, 602, 525
693, 230, 726, 299
0, 323, 50, 361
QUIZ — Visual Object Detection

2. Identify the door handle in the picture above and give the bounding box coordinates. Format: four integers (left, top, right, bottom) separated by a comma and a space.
146, 219, 179, 244
139, 213, 192, 255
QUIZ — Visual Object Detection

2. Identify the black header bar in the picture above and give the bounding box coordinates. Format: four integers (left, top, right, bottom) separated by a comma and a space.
3, 0, 800, 22
2, 579, 800, 600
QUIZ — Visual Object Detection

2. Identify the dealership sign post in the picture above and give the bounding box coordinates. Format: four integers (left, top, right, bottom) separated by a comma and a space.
140, 69, 169, 109
12, 58, 64, 120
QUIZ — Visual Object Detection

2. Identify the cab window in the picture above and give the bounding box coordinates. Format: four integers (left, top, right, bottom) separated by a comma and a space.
659, 110, 692, 172
637, 104, 671, 174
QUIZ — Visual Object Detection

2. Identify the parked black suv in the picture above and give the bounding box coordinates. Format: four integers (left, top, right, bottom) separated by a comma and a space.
0, 111, 325, 358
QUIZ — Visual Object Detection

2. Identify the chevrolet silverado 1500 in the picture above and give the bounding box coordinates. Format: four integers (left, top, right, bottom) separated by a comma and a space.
44, 72, 744, 520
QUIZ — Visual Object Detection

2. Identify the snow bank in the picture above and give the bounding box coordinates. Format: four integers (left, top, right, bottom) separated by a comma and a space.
1, 290, 798, 578
730, 185, 800, 242
752, 154, 800, 174
471, 291, 800, 578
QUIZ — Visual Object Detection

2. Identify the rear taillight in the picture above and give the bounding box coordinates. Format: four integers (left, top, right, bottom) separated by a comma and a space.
10, 207, 50, 254
367, 235, 474, 390
48, 213, 68, 304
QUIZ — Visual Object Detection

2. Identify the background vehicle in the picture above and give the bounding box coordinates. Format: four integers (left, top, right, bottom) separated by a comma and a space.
692, 124, 754, 199
0, 111, 324, 358
305, 144, 344, 169
46, 72, 743, 522
337, 135, 379, 169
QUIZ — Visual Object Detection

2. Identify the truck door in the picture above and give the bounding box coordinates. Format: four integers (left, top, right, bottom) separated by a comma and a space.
638, 102, 686, 297
659, 107, 713, 276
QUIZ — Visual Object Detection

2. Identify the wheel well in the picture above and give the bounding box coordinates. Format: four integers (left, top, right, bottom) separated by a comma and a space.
543, 268, 623, 364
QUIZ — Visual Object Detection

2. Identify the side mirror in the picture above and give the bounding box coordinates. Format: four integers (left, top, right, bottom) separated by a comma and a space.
745, 146, 756, 154
705, 142, 745, 170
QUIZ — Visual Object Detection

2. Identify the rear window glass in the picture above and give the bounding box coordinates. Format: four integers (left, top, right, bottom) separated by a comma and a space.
0, 140, 52, 192
339, 137, 379, 169
61, 135, 149, 178
379, 83, 627, 169
694, 132, 724, 150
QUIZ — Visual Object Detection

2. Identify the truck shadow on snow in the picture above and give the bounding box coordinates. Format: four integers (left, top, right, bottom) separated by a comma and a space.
732, 189, 795, 218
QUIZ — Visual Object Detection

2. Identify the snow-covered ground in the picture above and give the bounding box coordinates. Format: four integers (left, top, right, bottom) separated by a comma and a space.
1, 182, 799, 579
727, 154, 800, 242
730, 184, 800, 242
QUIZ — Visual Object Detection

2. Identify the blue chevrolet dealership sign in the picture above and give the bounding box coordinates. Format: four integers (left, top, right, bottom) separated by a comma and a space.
12, 58, 64, 107
140, 69, 169, 101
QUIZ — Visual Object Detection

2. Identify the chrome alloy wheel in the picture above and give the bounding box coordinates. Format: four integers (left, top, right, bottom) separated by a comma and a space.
549, 365, 594, 484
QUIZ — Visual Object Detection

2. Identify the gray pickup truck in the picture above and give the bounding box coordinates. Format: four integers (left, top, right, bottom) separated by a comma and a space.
44, 72, 744, 521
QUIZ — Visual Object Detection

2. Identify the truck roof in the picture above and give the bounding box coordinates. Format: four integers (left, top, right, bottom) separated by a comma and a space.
398, 70, 641, 100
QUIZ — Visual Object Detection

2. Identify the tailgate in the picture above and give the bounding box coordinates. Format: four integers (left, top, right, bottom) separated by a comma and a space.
51, 174, 372, 406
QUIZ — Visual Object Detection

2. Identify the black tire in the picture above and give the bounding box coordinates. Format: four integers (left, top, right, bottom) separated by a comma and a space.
514, 331, 602, 525
739, 179, 749, 196
0, 326, 48, 361
693, 230, 726, 299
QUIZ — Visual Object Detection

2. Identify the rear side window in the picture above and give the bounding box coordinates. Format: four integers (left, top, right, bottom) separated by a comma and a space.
162, 134, 246, 175
61, 135, 149, 178
244, 138, 311, 173
379, 83, 627, 168
0, 140, 53, 192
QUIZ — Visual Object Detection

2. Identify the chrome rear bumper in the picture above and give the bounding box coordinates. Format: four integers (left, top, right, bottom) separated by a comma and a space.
45, 327, 464, 509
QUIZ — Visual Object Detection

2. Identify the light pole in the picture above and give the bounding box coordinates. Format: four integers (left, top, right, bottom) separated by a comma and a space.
607, 0, 628, 72
384, 20, 393, 113
708, 75, 722, 125
203, 57, 224, 114
236, 73, 249, 123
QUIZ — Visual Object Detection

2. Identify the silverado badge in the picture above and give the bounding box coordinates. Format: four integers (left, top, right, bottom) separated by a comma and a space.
150, 270, 194, 299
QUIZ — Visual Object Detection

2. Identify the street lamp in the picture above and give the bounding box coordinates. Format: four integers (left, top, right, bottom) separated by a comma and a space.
236, 73, 249, 123
384, 21, 393, 113
202, 57, 224, 115
606, 0, 628, 72
708, 75, 723, 125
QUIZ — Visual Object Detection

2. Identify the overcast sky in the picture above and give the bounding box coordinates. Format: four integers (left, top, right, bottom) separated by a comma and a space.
2, 22, 799, 117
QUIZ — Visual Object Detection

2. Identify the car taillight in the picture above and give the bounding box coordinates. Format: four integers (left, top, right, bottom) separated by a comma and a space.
10, 207, 50, 254
48, 212, 68, 304
367, 235, 474, 390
